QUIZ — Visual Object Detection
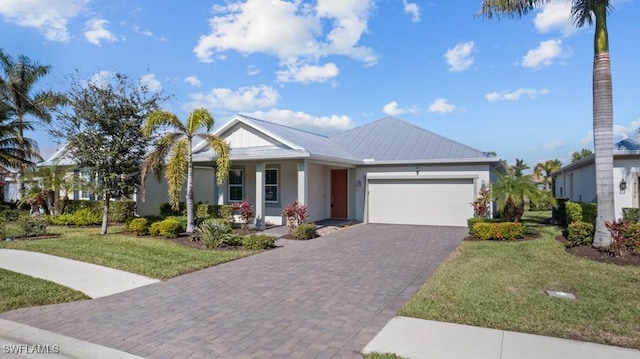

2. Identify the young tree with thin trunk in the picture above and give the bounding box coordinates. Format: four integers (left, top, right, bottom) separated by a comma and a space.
141, 108, 230, 233
478, 0, 615, 247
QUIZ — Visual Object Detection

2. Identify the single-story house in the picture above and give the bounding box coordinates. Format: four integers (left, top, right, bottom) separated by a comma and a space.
553, 135, 640, 220
40, 115, 503, 227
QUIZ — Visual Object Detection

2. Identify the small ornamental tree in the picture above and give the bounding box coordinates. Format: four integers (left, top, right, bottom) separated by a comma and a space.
283, 201, 308, 233
470, 185, 492, 218
232, 199, 254, 232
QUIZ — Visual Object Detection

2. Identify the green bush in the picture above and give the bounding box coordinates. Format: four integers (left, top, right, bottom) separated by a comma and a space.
293, 223, 317, 240
0, 209, 19, 222
109, 201, 135, 223
62, 199, 99, 214
623, 223, 640, 253
72, 208, 102, 226
471, 222, 523, 241
197, 218, 235, 248
18, 217, 48, 237
165, 216, 187, 232
579, 202, 597, 225
160, 202, 187, 217
467, 217, 504, 232
128, 218, 149, 236
157, 218, 181, 238
149, 221, 161, 236
242, 234, 277, 249
47, 213, 75, 226
565, 201, 583, 225
566, 221, 594, 247
196, 204, 219, 220
622, 208, 640, 224
529, 198, 554, 211
219, 205, 235, 223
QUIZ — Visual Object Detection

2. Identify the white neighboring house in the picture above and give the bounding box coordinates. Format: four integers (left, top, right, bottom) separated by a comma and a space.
553, 135, 640, 220
39, 115, 504, 227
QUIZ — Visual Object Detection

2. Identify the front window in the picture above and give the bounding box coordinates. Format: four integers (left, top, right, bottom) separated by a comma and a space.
229, 169, 243, 202
265, 168, 278, 203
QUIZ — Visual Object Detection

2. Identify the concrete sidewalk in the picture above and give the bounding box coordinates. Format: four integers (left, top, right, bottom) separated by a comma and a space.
363, 316, 640, 359
0, 249, 159, 298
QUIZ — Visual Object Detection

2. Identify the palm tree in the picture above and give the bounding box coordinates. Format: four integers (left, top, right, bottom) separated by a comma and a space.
0, 102, 40, 172
534, 159, 562, 191
21, 164, 73, 215
142, 108, 231, 233
492, 173, 555, 222
571, 148, 594, 162
510, 158, 529, 177
479, 0, 614, 247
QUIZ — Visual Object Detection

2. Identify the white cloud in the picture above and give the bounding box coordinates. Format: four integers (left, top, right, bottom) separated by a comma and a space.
541, 139, 564, 151
382, 101, 419, 116
245, 109, 354, 135
88, 71, 114, 88
0, 0, 87, 42
444, 41, 474, 72
185, 85, 279, 112
139, 74, 162, 92
402, 0, 421, 23
522, 39, 567, 69
247, 65, 260, 76
428, 98, 457, 114
582, 119, 640, 145
276, 63, 340, 83
485, 88, 550, 101
184, 76, 201, 87
534, 1, 576, 37
132, 24, 167, 41
193, 0, 376, 82
84, 18, 118, 46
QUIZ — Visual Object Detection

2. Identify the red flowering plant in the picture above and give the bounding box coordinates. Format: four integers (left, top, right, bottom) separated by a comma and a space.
470, 185, 492, 218
232, 199, 254, 232
282, 200, 308, 233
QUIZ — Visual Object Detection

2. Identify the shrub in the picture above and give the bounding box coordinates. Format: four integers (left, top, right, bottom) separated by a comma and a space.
282, 201, 308, 233
242, 234, 277, 250
160, 202, 187, 217
0, 209, 19, 222
293, 223, 317, 240
63, 200, 100, 214
72, 208, 102, 226
470, 185, 492, 218
622, 208, 640, 224
47, 213, 75, 226
219, 205, 234, 223
467, 217, 504, 232
128, 218, 149, 236
529, 197, 554, 211
18, 217, 47, 237
471, 222, 523, 241
579, 202, 597, 225
565, 201, 583, 225
605, 220, 629, 257
197, 218, 236, 248
624, 223, 640, 253
566, 221, 594, 247
157, 218, 181, 238
149, 221, 161, 236
109, 201, 135, 223
196, 204, 219, 221
165, 216, 187, 233
232, 199, 254, 231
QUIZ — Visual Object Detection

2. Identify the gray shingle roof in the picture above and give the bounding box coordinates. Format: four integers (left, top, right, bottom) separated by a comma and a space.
330, 117, 490, 161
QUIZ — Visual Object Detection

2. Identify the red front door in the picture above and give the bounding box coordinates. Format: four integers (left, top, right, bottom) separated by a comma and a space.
331, 169, 348, 218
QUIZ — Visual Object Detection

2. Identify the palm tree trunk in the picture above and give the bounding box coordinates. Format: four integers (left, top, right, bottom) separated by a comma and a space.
186, 143, 195, 233
592, 2, 614, 248
101, 194, 110, 235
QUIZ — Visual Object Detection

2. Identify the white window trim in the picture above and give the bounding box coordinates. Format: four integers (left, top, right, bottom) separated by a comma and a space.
265, 168, 278, 204
228, 169, 244, 202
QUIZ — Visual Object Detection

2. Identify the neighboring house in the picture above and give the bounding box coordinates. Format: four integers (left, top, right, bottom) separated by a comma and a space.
39, 115, 503, 227
553, 135, 640, 220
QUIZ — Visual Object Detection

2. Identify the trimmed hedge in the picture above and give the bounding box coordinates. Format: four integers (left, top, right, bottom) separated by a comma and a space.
622, 208, 640, 224
160, 202, 187, 217
471, 222, 523, 241
156, 218, 181, 238
467, 217, 504, 232
242, 234, 277, 249
565, 201, 582, 225
195, 204, 235, 223
624, 223, 640, 253
62, 200, 135, 223
293, 223, 317, 240
566, 221, 594, 247
128, 218, 149, 236
580, 202, 597, 225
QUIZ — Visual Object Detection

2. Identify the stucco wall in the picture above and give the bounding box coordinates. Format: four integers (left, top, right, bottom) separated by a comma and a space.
307, 162, 328, 222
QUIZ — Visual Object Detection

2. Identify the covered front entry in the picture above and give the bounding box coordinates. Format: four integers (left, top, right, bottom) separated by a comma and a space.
367, 178, 474, 227
330, 169, 348, 219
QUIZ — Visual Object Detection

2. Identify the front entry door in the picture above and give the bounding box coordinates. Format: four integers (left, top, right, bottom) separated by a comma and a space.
331, 169, 348, 219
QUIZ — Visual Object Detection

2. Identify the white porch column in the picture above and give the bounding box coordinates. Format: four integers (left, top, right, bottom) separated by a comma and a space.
255, 163, 266, 230
297, 160, 308, 205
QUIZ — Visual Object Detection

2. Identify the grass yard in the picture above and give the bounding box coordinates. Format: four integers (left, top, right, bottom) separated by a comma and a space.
0, 226, 256, 280
400, 211, 640, 349
0, 268, 89, 312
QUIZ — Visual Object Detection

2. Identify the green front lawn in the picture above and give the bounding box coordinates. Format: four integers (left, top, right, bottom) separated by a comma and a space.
0, 226, 256, 280
400, 211, 640, 349
0, 268, 89, 312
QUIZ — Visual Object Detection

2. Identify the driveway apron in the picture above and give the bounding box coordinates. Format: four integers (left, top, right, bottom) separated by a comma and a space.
1, 224, 465, 358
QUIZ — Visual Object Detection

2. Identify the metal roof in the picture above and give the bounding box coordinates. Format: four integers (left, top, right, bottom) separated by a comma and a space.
330, 117, 492, 162
193, 146, 308, 162
616, 135, 640, 151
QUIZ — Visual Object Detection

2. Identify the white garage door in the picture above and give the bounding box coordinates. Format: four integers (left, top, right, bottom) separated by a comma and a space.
367, 178, 474, 227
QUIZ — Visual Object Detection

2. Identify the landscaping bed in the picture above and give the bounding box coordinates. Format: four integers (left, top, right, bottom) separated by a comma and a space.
556, 234, 640, 267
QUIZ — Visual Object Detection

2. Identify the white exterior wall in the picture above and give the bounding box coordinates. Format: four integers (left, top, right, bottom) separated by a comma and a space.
225, 124, 279, 148
307, 162, 328, 222
613, 158, 640, 220
354, 163, 492, 222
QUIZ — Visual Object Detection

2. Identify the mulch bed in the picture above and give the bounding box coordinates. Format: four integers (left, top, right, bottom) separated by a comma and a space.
555, 235, 640, 267
6, 234, 63, 242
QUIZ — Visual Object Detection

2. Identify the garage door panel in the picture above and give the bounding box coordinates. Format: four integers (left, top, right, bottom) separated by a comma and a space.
367, 178, 474, 227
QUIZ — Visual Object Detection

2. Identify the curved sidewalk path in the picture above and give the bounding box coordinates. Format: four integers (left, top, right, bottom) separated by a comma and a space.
1, 224, 464, 358
0, 249, 159, 298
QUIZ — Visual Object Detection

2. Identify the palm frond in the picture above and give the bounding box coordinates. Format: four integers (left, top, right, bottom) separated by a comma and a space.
198, 133, 231, 184
143, 110, 186, 138
186, 107, 214, 136
140, 132, 182, 200
166, 138, 189, 210
478, 0, 546, 19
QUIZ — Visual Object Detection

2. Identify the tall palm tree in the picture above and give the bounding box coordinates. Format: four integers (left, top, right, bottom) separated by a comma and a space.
510, 158, 529, 177
142, 108, 231, 233
492, 172, 555, 222
479, 0, 614, 247
534, 159, 562, 191
0, 102, 39, 172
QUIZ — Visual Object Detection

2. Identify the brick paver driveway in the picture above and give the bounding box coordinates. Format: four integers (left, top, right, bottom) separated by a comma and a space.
1, 224, 465, 358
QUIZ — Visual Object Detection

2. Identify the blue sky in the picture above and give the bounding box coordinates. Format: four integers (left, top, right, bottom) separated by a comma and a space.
0, 0, 638, 169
